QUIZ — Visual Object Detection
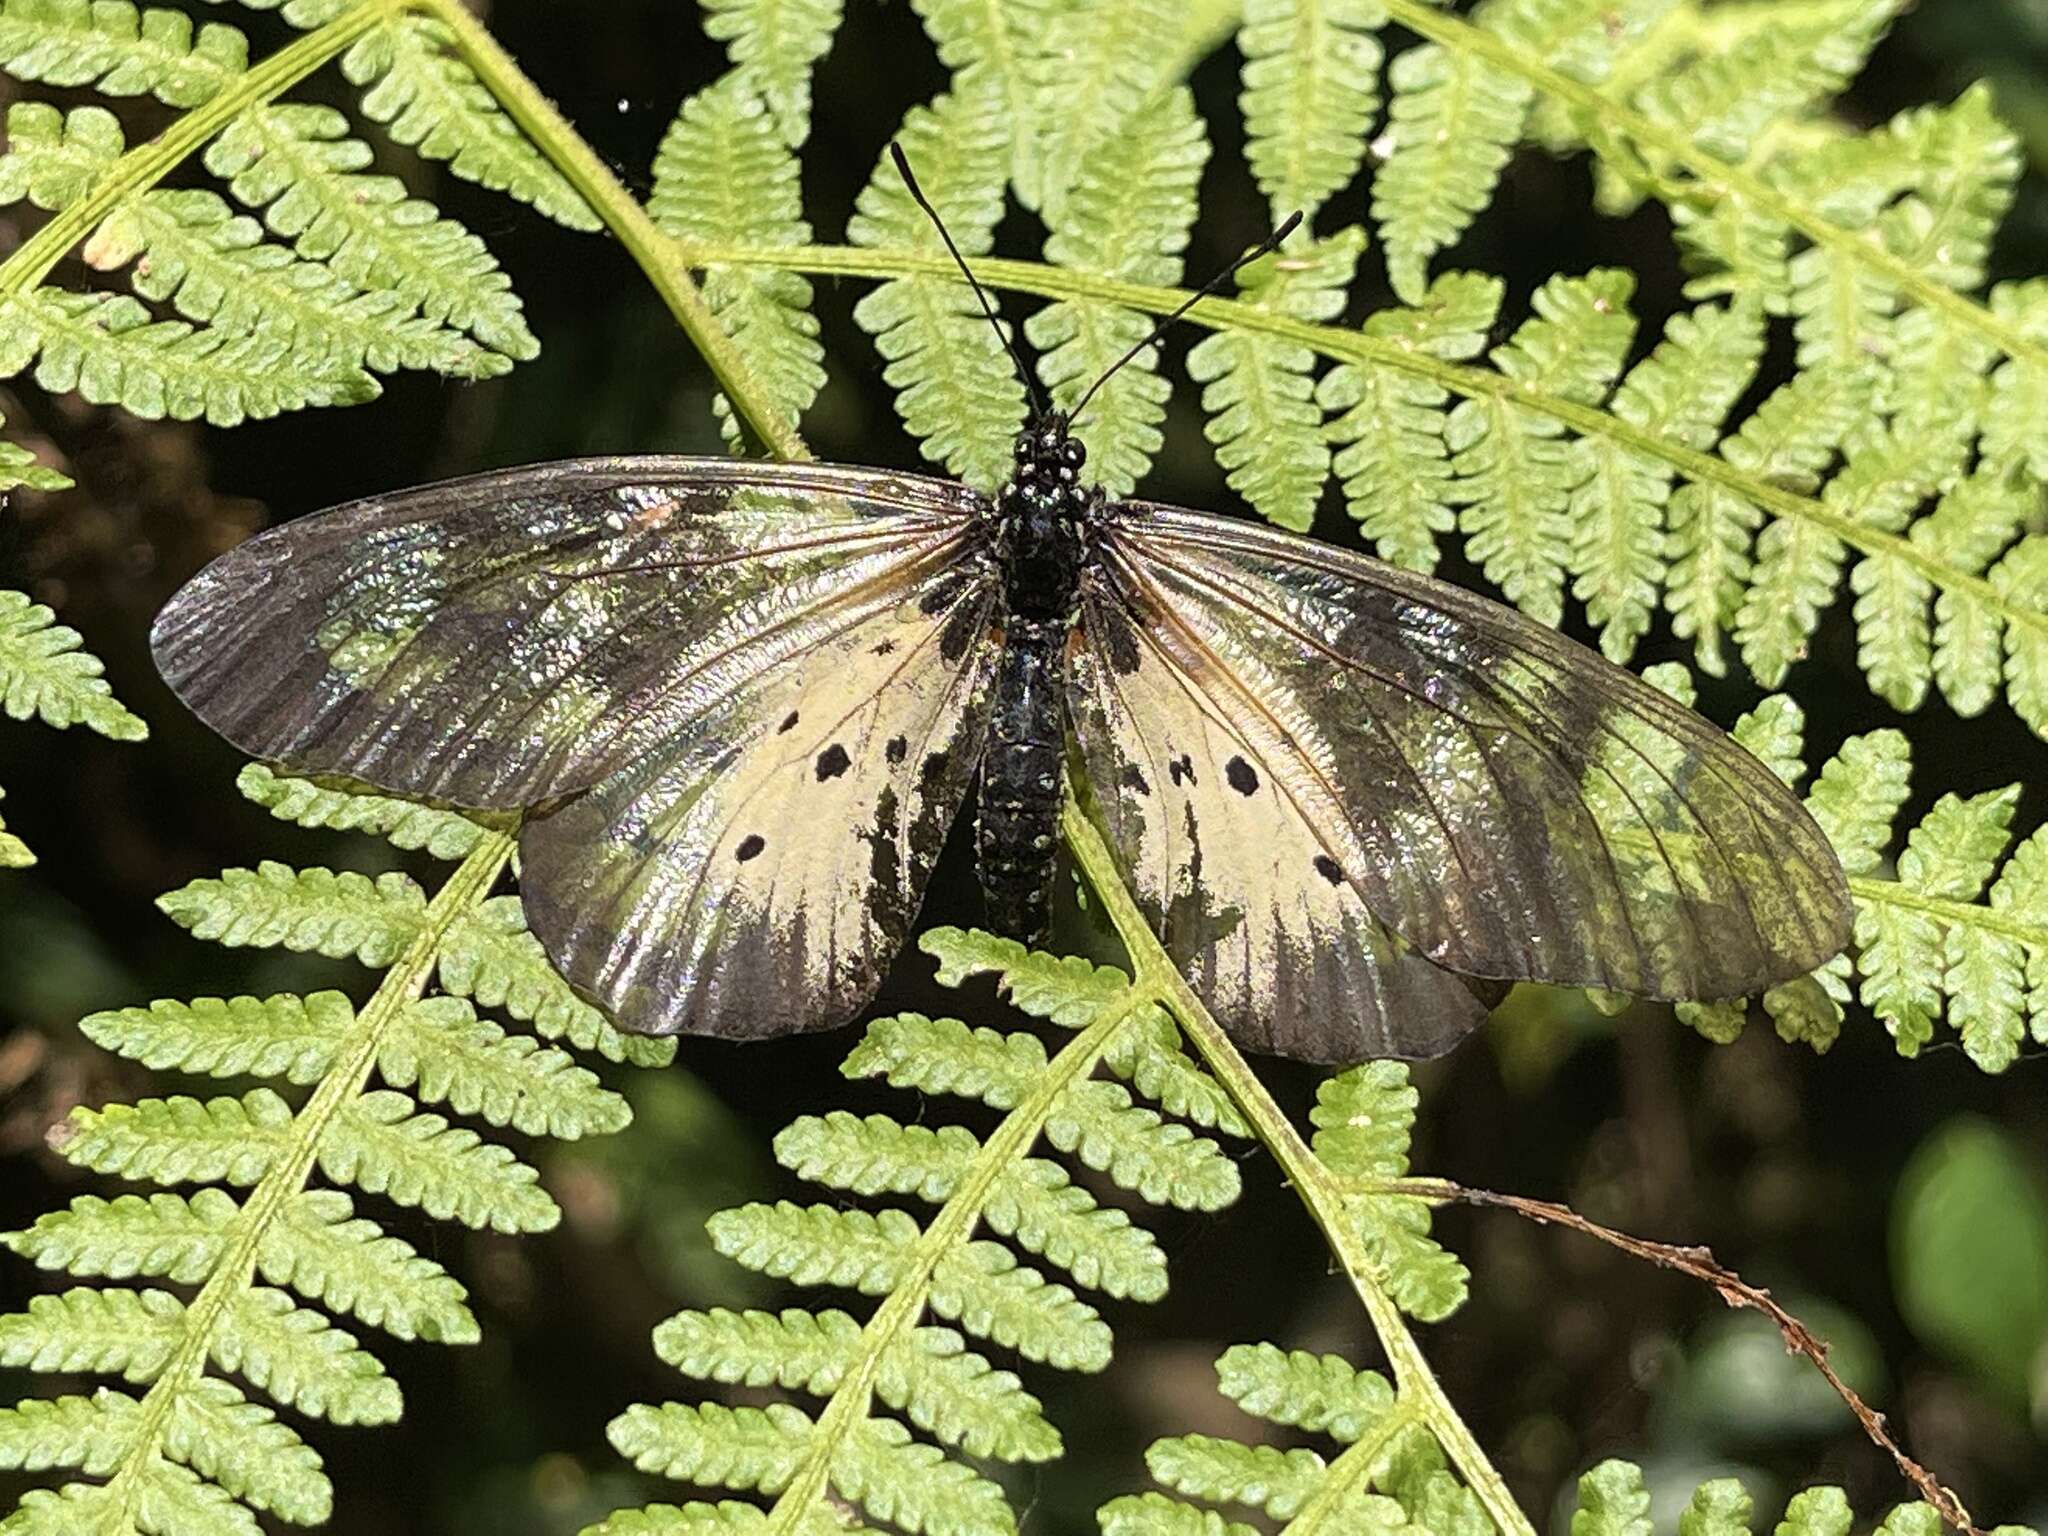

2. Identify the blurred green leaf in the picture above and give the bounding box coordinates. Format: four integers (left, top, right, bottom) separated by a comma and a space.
1891, 1117, 2048, 1416
1656, 1300, 1885, 1446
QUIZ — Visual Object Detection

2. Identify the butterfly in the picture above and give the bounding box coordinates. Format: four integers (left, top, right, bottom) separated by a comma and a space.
150, 154, 1853, 1064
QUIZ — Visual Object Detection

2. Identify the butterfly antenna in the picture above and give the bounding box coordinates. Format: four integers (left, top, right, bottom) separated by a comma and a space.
890, 143, 1047, 418
1069, 210, 1305, 425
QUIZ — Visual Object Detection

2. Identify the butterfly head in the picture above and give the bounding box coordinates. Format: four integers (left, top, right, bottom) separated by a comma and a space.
1013, 413, 1088, 492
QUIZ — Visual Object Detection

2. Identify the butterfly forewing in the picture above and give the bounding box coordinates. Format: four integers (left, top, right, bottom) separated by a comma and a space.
1073, 500, 1852, 1056
151, 458, 991, 809
152, 457, 1001, 1039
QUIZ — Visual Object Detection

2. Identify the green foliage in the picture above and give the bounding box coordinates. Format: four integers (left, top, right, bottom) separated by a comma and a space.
1617, 669, 2048, 1071
848, 92, 1024, 492
0, 590, 146, 867
1189, 228, 1363, 532
341, 15, 598, 231
0, 0, 569, 452
0, 769, 655, 1530
1312, 1064, 1468, 1320
1113, 1440, 2015, 1536
594, 927, 1249, 1535
630, 0, 2048, 741
1891, 1118, 2048, 1413
647, 73, 822, 451
1238, 0, 1382, 226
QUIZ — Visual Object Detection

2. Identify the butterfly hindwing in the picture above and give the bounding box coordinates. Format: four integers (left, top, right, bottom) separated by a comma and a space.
522, 559, 999, 1039
151, 458, 991, 809
1068, 592, 1501, 1062
1073, 500, 1852, 1060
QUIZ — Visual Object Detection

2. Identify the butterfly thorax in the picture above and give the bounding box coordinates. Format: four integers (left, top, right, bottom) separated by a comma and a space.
993, 413, 1096, 621
976, 414, 1099, 941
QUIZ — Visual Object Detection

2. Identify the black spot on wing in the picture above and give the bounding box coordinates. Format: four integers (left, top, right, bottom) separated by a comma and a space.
920, 751, 950, 788
1314, 854, 1344, 886
872, 638, 898, 657
886, 735, 909, 765
1121, 763, 1150, 797
736, 833, 766, 862
1225, 756, 1259, 796
1167, 752, 1197, 788
816, 743, 851, 781
778, 710, 799, 734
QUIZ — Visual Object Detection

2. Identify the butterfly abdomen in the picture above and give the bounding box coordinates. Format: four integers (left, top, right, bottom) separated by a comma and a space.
977, 616, 1065, 940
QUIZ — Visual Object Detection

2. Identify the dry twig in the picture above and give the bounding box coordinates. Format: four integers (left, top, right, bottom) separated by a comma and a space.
1373, 1176, 1982, 1536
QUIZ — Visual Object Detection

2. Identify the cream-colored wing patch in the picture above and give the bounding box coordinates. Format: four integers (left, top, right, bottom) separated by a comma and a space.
1069, 596, 1495, 1064
520, 566, 998, 1041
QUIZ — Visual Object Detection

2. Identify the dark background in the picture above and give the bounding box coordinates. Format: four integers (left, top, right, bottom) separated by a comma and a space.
2, 3, 2045, 1532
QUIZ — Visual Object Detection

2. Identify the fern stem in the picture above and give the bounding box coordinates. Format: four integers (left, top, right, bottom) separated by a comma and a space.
1286, 1399, 1425, 1533
1849, 875, 2048, 948
679, 239, 2048, 662
1372, 0, 2048, 382
84, 833, 514, 1535
762, 985, 1145, 1534
0, 0, 389, 299
409, 0, 810, 462
1059, 802, 1538, 1536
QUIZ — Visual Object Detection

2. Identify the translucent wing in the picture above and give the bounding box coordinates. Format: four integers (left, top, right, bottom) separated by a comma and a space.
521, 559, 998, 1039
1071, 501, 1852, 1063
153, 456, 1002, 1039
151, 457, 991, 808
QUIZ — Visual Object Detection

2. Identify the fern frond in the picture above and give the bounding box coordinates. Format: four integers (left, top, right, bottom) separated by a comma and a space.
79, 990, 348, 1083
205, 104, 539, 361
0, 417, 67, 493
1373, 41, 1532, 302
1238, 0, 1382, 225
1632, 0, 1900, 165
1313, 1064, 1468, 1320
1668, 366, 1864, 675
909, 0, 1052, 203
596, 927, 1245, 1532
701, 0, 842, 147
1031, 0, 1181, 220
1028, 85, 1209, 496
342, 16, 597, 230
0, 0, 248, 108
0, 286, 378, 424
375, 996, 630, 1139
84, 187, 505, 380
157, 860, 426, 965
211, 1287, 401, 1425
2, 770, 647, 1528
652, 74, 822, 449
1622, 689, 2048, 1069
1320, 271, 1502, 573
851, 91, 1023, 492
236, 762, 505, 859
0, 589, 146, 740
1106, 1339, 1418, 1531
1449, 269, 1636, 625
0, 99, 120, 211
438, 894, 675, 1066
1187, 228, 1362, 531
1569, 302, 1763, 660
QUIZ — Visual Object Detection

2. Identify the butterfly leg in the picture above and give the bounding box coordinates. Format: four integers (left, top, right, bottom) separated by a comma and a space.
977, 618, 1066, 941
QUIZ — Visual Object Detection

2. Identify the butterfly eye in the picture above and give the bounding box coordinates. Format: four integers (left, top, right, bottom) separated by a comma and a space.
1061, 439, 1086, 468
